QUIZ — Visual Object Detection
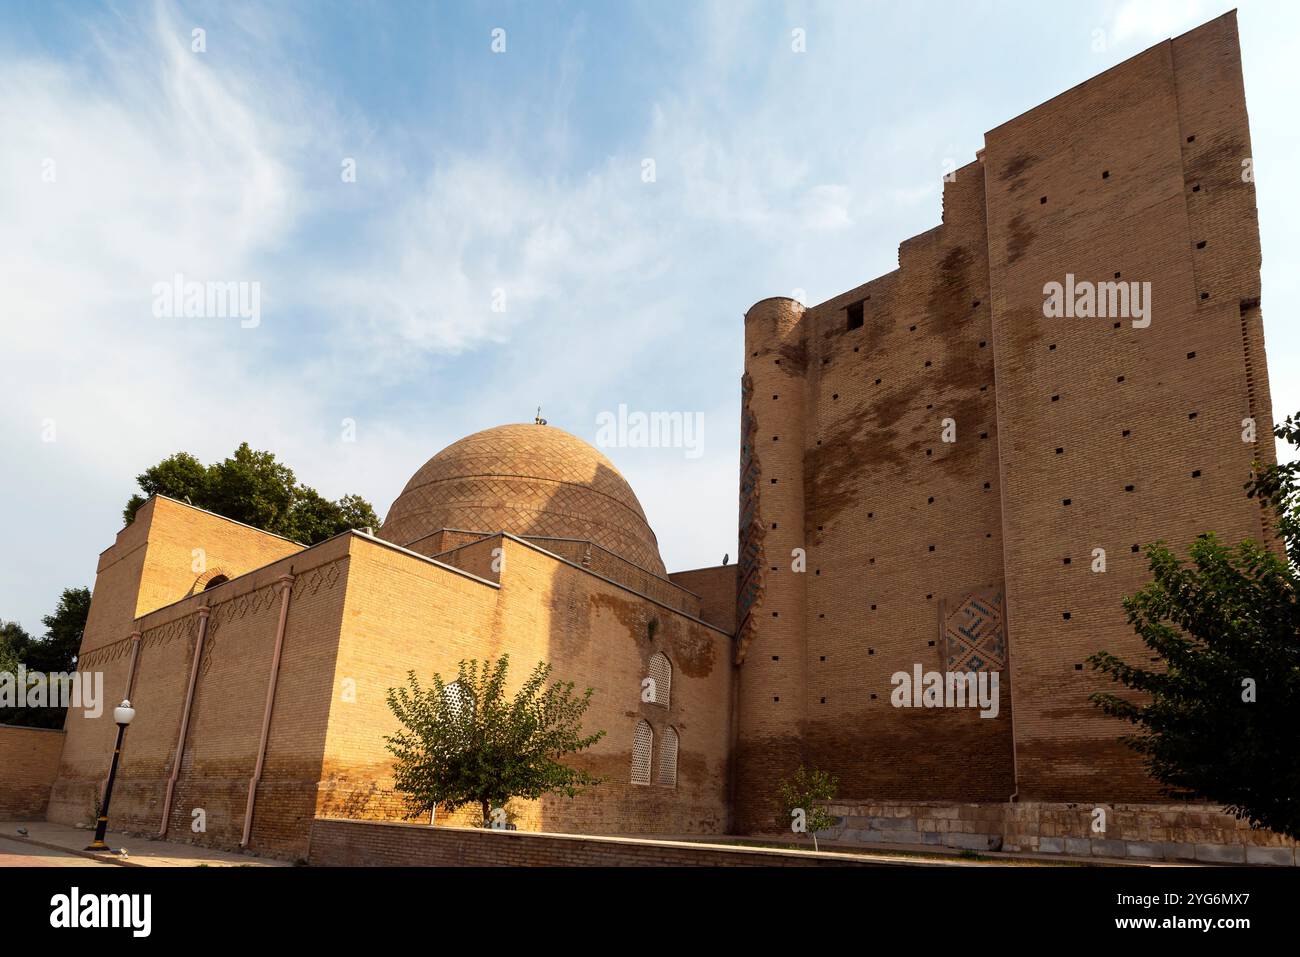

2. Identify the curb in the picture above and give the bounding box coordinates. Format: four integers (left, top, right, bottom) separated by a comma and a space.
0, 833, 142, 867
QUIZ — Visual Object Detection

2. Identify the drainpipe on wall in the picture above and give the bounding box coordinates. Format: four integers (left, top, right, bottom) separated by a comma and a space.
240, 574, 295, 848
1006, 605, 1020, 805
123, 630, 143, 699
159, 606, 209, 837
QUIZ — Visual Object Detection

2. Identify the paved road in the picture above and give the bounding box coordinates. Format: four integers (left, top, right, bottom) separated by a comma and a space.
0, 836, 115, 868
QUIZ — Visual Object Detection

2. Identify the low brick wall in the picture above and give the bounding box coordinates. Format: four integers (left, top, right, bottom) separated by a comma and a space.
0, 725, 64, 818
821, 801, 1298, 865
310, 818, 879, 867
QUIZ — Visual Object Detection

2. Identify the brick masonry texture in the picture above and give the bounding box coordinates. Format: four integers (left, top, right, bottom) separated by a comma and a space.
821, 801, 1298, 865
48, 494, 731, 860
381, 423, 667, 575
19, 12, 1289, 866
0, 726, 64, 818
308, 817, 876, 867
732, 10, 1276, 831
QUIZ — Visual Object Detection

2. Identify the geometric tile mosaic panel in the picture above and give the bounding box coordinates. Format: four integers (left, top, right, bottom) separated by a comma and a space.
942, 585, 1006, 674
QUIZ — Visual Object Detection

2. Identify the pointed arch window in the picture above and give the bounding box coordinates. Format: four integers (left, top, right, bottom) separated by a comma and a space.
631, 720, 653, 785
647, 652, 672, 708
657, 726, 679, 787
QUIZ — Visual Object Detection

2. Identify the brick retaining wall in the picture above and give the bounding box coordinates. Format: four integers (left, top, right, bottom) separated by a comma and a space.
309, 818, 881, 867
821, 801, 1298, 865
0, 725, 63, 818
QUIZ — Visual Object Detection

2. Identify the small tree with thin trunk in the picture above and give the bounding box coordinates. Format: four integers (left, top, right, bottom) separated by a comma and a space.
385, 655, 605, 826
776, 766, 839, 851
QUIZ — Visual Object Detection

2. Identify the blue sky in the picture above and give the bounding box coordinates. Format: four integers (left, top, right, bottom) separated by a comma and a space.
2, 0, 1297, 633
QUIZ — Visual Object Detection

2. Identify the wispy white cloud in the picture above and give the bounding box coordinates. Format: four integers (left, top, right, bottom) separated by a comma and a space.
3, 0, 1298, 632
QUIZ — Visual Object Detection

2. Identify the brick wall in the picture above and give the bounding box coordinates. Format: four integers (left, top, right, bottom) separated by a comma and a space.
308, 817, 875, 867
53, 503, 735, 861
50, 535, 350, 859
79, 496, 303, 657
0, 726, 63, 818
669, 564, 738, 633
734, 296, 811, 832
734, 11, 1272, 819
321, 535, 733, 838
821, 800, 1298, 865
983, 10, 1272, 800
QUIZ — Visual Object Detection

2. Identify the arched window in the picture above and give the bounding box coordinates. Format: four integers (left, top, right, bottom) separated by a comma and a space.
202, 574, 229, 592
631, 720, 653, 785
657, 726, 678, 787
647, 652, 672, 708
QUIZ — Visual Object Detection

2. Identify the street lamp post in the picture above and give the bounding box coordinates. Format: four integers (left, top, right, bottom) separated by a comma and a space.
86, 699, 135, 852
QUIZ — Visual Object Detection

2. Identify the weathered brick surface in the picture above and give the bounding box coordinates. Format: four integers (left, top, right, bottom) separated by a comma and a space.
320, 535, 731, 839
51, 509, 731, 860
308, 817, 876, 867
51, 535, 349, 858
381, 424, 667, 575
734, 11, 1272, 827
822, 800, 1297, 864
79, 496, 303, 657
0, 726, 64, 818
669, 564, 738, 633
32, 13, 1280, 860
983, 11, 1273, 801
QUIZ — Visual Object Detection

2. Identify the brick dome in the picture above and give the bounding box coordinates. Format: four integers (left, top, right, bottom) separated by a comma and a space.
380, 423, 666, 575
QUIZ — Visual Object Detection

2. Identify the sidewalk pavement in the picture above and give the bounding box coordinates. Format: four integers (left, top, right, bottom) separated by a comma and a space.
0, 820, 289, 867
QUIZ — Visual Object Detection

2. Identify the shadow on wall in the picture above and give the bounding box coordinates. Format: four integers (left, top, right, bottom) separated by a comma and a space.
535, 553, 728, 836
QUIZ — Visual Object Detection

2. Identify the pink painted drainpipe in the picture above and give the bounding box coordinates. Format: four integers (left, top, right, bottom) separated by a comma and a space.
241, 574, 295, 847
158, 606, 209, 837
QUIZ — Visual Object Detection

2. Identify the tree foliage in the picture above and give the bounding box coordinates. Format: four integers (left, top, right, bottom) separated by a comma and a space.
0, 587, 91, 729
1089, 412, 1300, 839
775, 765, 839, 841
123, 442, 380, 545
385, 655, 606, 826
0, 621, 28, 679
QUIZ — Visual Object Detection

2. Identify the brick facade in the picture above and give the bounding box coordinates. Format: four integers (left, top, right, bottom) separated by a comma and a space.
49, 501, 731, 860
308, 817, 875, 867
28, 12, 1285, 862
0, 726, 64, 818
734, 11, 1275, 829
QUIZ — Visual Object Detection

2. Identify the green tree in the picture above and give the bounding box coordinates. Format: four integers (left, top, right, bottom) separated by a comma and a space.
0, 587, 90, 729
385, 654, 605, 826
123, 451, 208, 525
0, 620, 31, 680
123, 442, 380, 545
28, 587, 90, 674
776, 766, 839, 850
1089, 412, 1300, 840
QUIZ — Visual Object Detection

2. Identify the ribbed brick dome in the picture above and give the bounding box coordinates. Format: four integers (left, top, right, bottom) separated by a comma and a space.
380, 424, 666, 575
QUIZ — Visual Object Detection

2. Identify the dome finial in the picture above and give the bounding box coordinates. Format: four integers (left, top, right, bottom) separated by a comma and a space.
534, 406, 547, 425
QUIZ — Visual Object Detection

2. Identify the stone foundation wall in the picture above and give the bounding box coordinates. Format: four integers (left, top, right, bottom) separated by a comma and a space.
821, 800, 1298, 865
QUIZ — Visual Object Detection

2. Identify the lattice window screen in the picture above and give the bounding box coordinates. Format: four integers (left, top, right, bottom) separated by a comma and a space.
648, 652, 672, 707
631, 720, 653, 785
443, 681, 474, 720
657, 726, 679, 787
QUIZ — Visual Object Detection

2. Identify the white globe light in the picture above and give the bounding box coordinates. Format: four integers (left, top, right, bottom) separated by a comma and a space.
114, 700, 136, 725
